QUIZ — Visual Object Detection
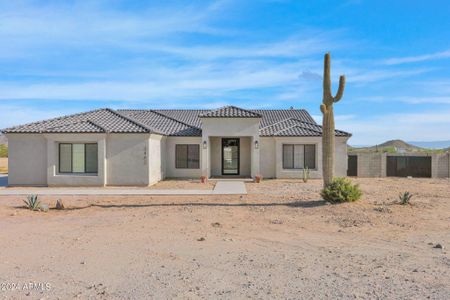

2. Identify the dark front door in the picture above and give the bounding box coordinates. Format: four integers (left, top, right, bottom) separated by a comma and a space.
222, 138, 240, 175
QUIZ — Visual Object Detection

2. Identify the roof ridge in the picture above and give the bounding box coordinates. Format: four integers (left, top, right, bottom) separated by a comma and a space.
85, 119, 108, 132
273, 123, 323, 135
148, 110, 201, 129
44, 119, 106, 133
106, 108, 152, 133
259, 117, 298, 130
199, 105, 262, 118
123, 110, 197, 134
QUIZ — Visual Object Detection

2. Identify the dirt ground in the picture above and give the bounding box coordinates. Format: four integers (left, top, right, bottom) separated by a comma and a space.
0, 158, 7, 174
0, 178, 449, 299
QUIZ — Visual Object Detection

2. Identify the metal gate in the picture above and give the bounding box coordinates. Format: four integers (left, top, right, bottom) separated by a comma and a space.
386, 156, 431, 178
347, 155, 357, 176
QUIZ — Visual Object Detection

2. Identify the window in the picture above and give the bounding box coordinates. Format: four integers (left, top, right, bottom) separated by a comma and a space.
176, 144, 200, 169
59, 143, 98, 174
283, 144, 316, 169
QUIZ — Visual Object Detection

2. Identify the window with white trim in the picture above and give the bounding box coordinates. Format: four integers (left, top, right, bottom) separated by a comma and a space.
59, 143, 98, 174
175, 144, 200, 169
282, 144, 316, 169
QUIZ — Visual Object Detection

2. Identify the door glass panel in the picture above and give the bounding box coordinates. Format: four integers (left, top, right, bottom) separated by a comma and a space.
223, 139, 239, 175
85, 144, 98, 173
59, 144, 72, 173
72, 144, 85, 173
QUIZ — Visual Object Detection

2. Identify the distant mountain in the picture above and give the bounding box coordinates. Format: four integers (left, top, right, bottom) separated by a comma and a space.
0, 134, 7, 145
376, 139, 419, 149
349, 139, 424, 153
408, 140, 450, 149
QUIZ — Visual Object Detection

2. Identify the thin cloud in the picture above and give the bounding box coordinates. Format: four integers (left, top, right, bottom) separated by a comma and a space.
383, 49, 450, 65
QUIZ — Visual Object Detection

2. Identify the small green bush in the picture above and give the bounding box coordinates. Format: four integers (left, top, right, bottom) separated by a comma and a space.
321, 177, 362, 203
23, 195, 41, 211
398, 191, 413, 205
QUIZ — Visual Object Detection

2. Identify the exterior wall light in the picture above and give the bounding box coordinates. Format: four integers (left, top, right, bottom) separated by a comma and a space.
254, 140, 259, 149
203, 140, 207, 149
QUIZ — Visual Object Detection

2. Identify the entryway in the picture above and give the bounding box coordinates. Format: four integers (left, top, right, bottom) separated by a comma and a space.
222, 138, 240, 175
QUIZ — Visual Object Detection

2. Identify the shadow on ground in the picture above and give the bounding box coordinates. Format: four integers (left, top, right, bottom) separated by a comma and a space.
56, 200, 329, 211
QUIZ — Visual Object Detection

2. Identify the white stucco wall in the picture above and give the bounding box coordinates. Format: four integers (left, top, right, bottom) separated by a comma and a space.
7, 134, 47, 186
259, 137, 276, 178
106, 134, 149, 186
165, 136, 202, 178
148, 134, 165, 185
45, 133, 106, 186
335, 137, 349, 177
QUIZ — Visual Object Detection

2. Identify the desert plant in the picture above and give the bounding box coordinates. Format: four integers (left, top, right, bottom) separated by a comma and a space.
398, 191, 413, 205
320, 52, 346, 187
321, 177, 362, 203
23, 195, 41, 211
302, 167, 310, 183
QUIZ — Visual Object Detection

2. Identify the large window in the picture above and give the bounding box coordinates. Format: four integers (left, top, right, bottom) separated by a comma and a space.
59, 143, 98, 174
176, 144, 200, 169
282, 144, 316, 169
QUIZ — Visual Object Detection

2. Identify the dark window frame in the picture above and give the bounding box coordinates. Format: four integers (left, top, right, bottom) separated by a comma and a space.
282, 144, 316, 170
58, 143, 98, 174
175, 144, 200, 169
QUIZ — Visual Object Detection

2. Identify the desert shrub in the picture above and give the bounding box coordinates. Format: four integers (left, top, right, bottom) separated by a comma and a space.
23, 195, 41, 211
321, 177, 362, 203
302, 167, 310, 183
398, 191, 413, 205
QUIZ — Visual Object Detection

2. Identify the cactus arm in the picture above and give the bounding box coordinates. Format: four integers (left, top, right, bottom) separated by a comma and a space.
323, 53, 332, 102
333, 75, 346, 102
320, 104, 327, 114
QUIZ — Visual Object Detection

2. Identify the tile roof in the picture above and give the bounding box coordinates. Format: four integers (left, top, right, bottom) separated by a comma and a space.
2, 106, 351, 137
259, 118, 351, 137
120, 110, 202, 136
199, 106, 262, 118
2, 108, 149, 134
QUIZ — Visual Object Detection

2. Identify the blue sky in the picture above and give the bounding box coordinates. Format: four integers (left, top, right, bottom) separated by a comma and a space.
1, 0, 450, 145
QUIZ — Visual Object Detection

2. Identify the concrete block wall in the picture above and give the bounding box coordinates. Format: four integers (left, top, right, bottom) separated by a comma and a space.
433, 152, 450, 178
356, 152, 383, 177
352, 151, 450, 178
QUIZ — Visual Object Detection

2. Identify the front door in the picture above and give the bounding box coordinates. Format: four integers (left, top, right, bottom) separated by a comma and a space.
222, 138, 240, 175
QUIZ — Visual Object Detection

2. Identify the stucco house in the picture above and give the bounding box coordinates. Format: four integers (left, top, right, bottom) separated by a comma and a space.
2, 106, 351, 186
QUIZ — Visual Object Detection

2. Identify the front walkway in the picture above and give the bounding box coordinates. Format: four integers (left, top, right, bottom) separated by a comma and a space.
0, 175, 247, 196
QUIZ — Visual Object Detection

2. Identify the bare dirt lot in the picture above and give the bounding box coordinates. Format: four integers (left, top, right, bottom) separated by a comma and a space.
0, 158, 7, 174
0, 178, 449, 299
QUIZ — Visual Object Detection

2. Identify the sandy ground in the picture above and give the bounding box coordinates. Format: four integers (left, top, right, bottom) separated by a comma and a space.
0, 178, 449, 299
0, 158, 7, 174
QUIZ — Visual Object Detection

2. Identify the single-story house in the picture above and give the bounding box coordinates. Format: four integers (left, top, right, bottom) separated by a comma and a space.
2, 106, 351, 186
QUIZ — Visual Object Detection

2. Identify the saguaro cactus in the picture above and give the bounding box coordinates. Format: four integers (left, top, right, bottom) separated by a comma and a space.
320, 53, 345, 186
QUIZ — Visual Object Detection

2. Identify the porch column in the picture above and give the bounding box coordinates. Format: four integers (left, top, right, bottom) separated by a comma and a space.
251, 135, 260, 178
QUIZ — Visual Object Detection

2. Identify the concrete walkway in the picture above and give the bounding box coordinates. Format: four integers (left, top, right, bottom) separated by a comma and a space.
212, 181, 247, 194
0, 176, 247, 196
